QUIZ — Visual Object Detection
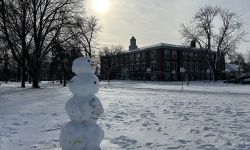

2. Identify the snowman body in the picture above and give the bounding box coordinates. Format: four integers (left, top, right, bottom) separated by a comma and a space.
60, 57, 104, 150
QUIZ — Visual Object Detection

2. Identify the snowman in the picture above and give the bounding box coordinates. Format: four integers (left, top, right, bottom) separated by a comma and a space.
60, 57, 104, 150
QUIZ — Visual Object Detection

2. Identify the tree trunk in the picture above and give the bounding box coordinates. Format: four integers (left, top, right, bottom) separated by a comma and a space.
28, 74, 32, 83
32, 68, 40, 88
63, 78, 66, 86
4, 70, 8, 84
60, 76, 63, 84
5, 75, 8, 84
32, 75, 40, 88
21, 68, 25, 88
212, 70, 218, 82
63, 71, 66, 87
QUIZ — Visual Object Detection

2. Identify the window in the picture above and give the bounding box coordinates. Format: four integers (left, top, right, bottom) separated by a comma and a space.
135, 53, 140, 62
151, 50, 157, 60
172, 50, 177, 59
141, 53, 145, 60
164, 61, 170, 71
135, 63, 140, 71
122, 55, 127, 64
118, 56, 123, 64
142, 62, 146, 71
164, 49, 170, 59
41, 65, 47, 71
189, 62, 194, 72
194, 52, 197, 57
125, 64, 129, 70
130, 54, 134, 62
195, 62, 199, 72
130, 63, 134, 71
183, 61, 188, 69
151, 61, 157, 71
171, 61, 177, 71
183, 51, 188, 57
190, 52, 195, 57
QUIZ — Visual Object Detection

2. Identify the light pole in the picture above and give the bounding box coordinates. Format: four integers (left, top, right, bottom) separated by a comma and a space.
180, 67, 186, 90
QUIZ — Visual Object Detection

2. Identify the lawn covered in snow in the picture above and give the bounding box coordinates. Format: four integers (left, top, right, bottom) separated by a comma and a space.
0, 81, 250, 150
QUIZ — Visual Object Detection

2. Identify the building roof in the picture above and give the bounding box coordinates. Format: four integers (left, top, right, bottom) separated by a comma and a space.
124, 42, 201, 54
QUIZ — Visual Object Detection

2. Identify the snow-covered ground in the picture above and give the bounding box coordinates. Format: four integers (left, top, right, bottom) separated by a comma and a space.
0, 81, 250, 150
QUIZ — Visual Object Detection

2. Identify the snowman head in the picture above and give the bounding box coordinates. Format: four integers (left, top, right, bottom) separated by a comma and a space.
72, 57, 96, 74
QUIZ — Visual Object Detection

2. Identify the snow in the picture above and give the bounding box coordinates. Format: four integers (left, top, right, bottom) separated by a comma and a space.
1, 81, 250, 150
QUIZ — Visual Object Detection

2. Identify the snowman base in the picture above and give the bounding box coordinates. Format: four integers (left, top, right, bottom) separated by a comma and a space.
60, 121, 104, 150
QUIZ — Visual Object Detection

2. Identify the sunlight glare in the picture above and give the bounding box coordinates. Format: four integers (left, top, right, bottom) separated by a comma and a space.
92, 0, 110, 13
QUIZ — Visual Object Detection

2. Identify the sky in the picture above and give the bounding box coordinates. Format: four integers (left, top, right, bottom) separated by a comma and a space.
86, 0, 250, 55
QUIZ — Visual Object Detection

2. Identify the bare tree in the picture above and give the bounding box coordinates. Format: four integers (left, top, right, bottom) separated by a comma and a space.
1, 0, 98, 88
99, 45, 123, 83
228, 52, 245, 64
0, 40, 10, 83
0, 0, 32, 87
68, 16, 100, 58
181, 6, 246, 81
247, 50, 250, 64
25, 0, 84, 88
229, 52, 246, 74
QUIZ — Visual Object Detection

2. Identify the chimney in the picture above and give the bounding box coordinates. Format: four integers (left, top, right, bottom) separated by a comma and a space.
190, 39, 196, 48
129, 36, 138, 51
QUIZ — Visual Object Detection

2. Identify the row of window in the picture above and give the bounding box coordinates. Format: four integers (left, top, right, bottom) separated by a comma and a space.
110, 49, 199, 64
125, 61, 206, 72
129, 63, 146, 72
150, 50, 198, 60
152, 50, 177, 60
129, 53, 146, 62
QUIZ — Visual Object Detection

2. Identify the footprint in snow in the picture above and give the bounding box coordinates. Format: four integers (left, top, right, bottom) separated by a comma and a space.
145, 142, 153, 147
12, 123, 20, 126
51, 113, 58, 116
111, 135, 137, 149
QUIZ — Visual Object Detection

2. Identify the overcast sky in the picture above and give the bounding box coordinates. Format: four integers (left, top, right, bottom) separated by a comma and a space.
86, 0, 250, 54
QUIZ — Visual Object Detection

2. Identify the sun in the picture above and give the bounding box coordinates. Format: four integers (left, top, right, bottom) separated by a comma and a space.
92, 0, 110, 13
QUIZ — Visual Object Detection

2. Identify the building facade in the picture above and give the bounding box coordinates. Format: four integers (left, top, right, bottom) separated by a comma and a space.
100, 37, 225, 81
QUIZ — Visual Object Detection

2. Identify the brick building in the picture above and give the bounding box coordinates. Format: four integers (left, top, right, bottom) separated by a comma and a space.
100, 37, 225, 81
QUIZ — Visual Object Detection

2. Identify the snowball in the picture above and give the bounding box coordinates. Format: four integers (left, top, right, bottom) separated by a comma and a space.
60, 121, 104, 150
66, 95, 104, 122
72, 57, 97, 74
69, 74, 99, 96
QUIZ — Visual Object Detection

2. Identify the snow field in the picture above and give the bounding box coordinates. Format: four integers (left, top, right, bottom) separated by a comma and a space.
0, 81, 250, 149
